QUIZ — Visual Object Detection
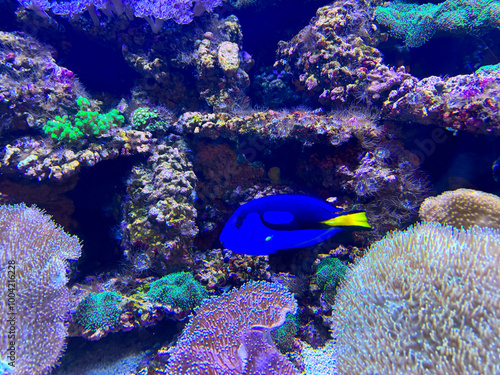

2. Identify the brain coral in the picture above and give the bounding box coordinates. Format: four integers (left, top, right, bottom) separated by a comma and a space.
419, 188, 500, 229
331, 222, 500, 374
0, 204, 82, 374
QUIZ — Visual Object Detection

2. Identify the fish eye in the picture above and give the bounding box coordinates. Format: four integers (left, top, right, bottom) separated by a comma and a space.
235, 215, 245, 228
265, 235, 273, 241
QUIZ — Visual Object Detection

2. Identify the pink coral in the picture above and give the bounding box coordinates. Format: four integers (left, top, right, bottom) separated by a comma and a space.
164, 281, 299, 374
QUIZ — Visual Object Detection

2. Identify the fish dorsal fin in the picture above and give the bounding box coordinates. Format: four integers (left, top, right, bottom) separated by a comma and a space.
263, 211, 294, 225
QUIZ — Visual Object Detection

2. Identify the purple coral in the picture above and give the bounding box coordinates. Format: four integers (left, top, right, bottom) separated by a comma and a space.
164, 280, 299, 374
383, 66, 500, 134
274, 2, 387, 107
0, 204, 82, 374
0, 31, 83, 134
19, 0, 222, 33
133, 0, 200, 27
17, 0, 51, 17
18, 0, 222, 32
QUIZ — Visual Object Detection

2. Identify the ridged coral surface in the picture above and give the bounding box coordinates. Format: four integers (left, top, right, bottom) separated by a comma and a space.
331, 223, 500, 374
165, 280, 299, 374
419, 188, 500, 229
0, 204, 81, 374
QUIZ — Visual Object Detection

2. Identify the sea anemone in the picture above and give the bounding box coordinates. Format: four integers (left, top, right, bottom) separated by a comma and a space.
332, 222, 500, 374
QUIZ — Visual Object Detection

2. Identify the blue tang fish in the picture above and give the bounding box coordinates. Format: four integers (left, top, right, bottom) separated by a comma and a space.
219, 195, 371, 255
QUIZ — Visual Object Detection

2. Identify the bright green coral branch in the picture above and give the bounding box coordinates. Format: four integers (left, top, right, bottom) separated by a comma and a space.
43, 97, 125, 143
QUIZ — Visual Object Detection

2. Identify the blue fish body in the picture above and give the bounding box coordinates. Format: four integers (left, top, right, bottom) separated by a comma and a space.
219, 195, 370, 256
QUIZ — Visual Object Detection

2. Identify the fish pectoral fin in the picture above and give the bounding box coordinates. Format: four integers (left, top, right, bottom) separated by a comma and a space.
322, 212, 371, 229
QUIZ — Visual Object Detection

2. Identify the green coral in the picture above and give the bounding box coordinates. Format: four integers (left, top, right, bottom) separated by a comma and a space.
270, 312, 300, 353
130, 107, 169, 134
316, 257, 349, 306
477, 63, 500, 73
43, 96, 124, 143
146, 272, 208, 310
75, 291, 123, 331
375, 0, 500, 48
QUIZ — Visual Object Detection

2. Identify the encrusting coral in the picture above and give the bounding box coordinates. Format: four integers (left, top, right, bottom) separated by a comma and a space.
382, 66, 500, 134
0, 31, 85, 134
0, 204, 82, 375
419, 188, 500, 229
270, 312, 301, 353
121, 140, 198, 274
146, 272, 208, 312
375, 0, 500, 48
130, 106, 172, 135
315, 257, 348, 307
75, 291, 123, 332
273, 1, 411, 107
331, 222, 500, 374
0, 128, 152, 181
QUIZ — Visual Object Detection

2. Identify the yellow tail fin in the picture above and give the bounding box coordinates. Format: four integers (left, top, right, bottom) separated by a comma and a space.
322, 212, 371, 229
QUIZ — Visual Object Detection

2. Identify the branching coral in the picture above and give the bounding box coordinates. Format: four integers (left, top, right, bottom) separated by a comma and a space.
0, 204, 82, 375
331, 222, 500, 374
164, 280, 299, 374
419, 188, 500, 229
